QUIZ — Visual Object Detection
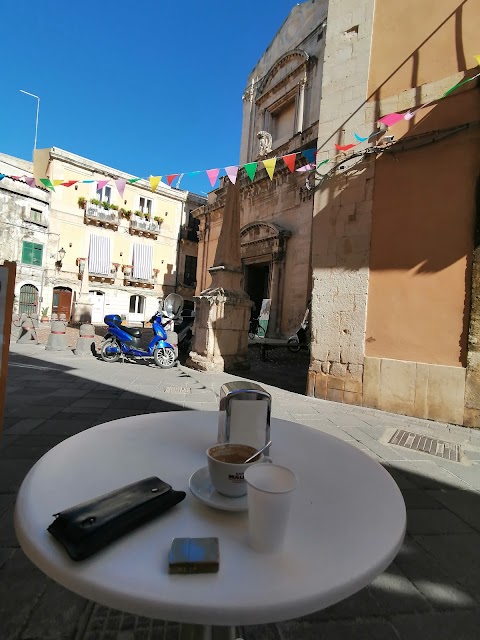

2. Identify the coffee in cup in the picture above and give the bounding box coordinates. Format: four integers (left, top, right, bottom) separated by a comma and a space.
207, 443, 260, 497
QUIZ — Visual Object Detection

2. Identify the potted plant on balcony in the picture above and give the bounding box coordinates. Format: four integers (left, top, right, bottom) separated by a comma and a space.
90, 198, 101, 207
41, 307, 49, 323
110, 204, 119, 211
77, 196, 87, 210
122, 264, 133, 277
101, 201, 111, 210
154, 216, 163, 224
144, 212, 151, 221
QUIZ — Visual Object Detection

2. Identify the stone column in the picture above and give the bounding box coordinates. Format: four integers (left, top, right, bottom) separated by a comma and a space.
71, 255, 93, 324
187, 182, 252, 372
266, 253, 284, 338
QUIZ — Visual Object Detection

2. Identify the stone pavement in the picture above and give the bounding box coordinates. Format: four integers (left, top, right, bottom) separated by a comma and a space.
1, 341, 480, 640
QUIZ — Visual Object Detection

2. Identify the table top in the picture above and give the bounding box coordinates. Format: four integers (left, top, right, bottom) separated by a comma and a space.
14, 411, 406, 626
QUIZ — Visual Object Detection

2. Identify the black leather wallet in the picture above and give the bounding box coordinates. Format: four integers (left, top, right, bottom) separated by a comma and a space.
47, 476, 186, 561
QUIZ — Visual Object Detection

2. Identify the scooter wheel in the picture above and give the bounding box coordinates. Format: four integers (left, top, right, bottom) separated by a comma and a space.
101, 338, 121, 362
154, 346, 176, 369
287, 336, 301, 353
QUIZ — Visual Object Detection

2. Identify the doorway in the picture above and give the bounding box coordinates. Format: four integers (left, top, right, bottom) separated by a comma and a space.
89, 291, 105, 324
129, 294, 146, 324
244, 263, 270, 317
19, 284, 39, 315
52, 287, 72, 319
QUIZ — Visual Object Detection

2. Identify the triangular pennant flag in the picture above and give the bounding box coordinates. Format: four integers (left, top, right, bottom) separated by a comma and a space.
263, 158, 277, 180
53, 179, 64, 186
474, 54, 480, 66
302, 148, 316, 163
317, 159, 329, 167
296, 164, 315, 172
40, 178, 55, 191
61, 180, 78, 187
166, 174, 179, 186
354, 133, 369, 142
243, 162, 258, 182
0, 174, 5, 180
24, 176, 37, 188
82, 180, 94, 183
149, 176, 162, 192
378, 113, 404, 127
97, 179, 110, 190
206, 168, 220, 187
225, 166, 239, 185
188, 171, 201, 177
282, 154, 297, 172
115, 178, 126, 199
128, 177, 141, 183
335, 143, 356, 151
442, 71, 480, 98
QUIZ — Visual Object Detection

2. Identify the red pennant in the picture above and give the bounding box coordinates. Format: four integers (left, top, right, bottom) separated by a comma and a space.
335, 144, 356, 151
61, 180, 78, 187
282, 154, 297, 173
167, 174, 179, 186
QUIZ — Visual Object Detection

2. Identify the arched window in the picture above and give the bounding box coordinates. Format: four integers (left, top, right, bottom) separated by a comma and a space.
19, 284, 39, 315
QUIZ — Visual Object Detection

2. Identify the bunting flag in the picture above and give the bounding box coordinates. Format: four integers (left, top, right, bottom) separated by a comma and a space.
128, 177, 141, 183
82, 180, 95, 183
206, 168, 220, 187
225, 166, 238, 184
40, 178, 54, 191
244, 162, 258, 182
0, 174, 4, 180
188, 171, 202, 177
53, 179, 64, 186
317, 159, 330, 167
378, 113, 405, 127
61, 180, 78, 187
282, 154, 297, 172
335, 143, 356, 151
263, 158, 277, 180
149, 176, 162, 192
24, 177, 37, 188
97, 179, 110, 190
302, 149, 316, 163
354, 133, 369, 142
166, 174, 179, 186
115, 178, 126, 198
296, 163, 315, 172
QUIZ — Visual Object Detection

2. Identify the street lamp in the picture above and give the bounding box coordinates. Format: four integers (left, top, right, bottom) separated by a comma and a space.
19, 90, 40, 160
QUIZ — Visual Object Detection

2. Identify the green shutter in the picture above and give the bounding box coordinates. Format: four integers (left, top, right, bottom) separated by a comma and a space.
21, 241, 43, 266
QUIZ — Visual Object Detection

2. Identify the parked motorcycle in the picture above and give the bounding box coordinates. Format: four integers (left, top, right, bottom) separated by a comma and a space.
175, 308, 195, 355
100, 293, 184, 368
287, 303, 310, 353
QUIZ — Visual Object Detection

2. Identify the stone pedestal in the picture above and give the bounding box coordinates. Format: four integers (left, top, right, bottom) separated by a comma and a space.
71, 299, 93, 324
187, 181, 252, 372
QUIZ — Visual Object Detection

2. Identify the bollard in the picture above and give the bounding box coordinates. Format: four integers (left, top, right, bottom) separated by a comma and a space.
30, 313, 40, 328
59, 313, 67, 323
45, 320, 69, 351
51, 313, 58, 322
11, 314, 21, 341
16, 318, 38, 344
74, 323, 96, 356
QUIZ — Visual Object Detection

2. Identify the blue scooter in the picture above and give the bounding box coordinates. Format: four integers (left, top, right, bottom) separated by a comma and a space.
100, 293, 183, 369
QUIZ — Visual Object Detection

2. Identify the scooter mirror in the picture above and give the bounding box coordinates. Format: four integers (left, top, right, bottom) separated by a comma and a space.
163, 293, 184, 320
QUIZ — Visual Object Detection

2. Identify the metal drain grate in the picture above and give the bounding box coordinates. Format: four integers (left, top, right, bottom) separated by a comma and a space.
388, 429, 461, 462
164, 386, 191, 394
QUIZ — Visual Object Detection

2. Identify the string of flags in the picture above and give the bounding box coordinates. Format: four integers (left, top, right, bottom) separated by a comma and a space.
1, 56, 478, 193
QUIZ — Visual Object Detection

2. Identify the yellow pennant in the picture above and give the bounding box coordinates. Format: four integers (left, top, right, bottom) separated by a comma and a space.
263, 157, 277, 180
474, 54, 480, 66
150, 176, 162, 192
53, 179, 64, 186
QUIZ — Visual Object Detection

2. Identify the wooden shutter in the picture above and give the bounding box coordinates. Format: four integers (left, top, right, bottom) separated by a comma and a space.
21, 242, 43, 266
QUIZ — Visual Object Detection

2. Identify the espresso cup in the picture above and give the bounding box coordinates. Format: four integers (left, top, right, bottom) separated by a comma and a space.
207, 443, 260, 497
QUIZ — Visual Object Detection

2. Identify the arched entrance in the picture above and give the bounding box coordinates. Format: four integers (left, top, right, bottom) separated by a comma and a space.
19, 284, 39, 315
52, 287, 72, 319
89, 290, 105, 324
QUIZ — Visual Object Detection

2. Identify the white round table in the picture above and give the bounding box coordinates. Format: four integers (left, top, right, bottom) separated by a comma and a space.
14, 411, 405, 630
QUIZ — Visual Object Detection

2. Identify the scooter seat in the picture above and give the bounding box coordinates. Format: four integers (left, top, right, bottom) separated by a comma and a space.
121, 325, 142, 338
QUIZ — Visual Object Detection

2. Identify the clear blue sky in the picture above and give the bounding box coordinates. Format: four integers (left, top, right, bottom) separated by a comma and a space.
0, 0, 299, 195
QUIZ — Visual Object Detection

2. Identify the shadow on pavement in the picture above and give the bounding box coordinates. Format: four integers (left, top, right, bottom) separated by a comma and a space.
1, 350, 480, 639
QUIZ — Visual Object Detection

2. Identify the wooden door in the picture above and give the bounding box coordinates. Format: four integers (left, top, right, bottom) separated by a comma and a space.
52, 288, 72, 319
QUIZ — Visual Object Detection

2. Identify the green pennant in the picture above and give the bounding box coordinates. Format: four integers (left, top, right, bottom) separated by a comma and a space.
317, 159, 329, 167
243, 162, 258, 182
442, 72, 480, 98
39, 178, 55, 191
128, 177, 141, 183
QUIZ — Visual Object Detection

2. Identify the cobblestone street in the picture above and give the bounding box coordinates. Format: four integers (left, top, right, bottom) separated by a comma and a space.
1, 341, 480, 639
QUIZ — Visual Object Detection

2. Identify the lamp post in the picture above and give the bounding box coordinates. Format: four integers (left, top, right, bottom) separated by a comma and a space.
19, 90, 40, 161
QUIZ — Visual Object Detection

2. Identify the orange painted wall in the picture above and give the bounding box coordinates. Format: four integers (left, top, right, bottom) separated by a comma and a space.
366, 95, 480, 367
368, 0, 479, 100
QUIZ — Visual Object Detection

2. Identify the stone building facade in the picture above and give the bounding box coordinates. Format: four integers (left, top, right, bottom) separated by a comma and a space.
308, 0, 480, 426
0, 154, 52, 317
194, 0, 328, 337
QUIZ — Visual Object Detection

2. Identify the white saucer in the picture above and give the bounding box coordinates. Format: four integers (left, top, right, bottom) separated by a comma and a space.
188, 466, 248, 512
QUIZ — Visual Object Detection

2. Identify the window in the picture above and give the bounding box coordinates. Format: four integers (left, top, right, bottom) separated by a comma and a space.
139, 197, 152, 215
97, 185, 112, 204
271, 99, 296, 147
19, 284, 39, 315
21, 241, 43, 266
184, 255, 197, 286
129, 295, 145, 314
25, 207, 45, 225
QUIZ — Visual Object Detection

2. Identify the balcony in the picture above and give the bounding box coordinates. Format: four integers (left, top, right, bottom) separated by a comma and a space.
122, 266, 157, 289
180, 225, 199, 242
84, 205, 119, 230
129, 216, 161, 238
77, 258, 118, 284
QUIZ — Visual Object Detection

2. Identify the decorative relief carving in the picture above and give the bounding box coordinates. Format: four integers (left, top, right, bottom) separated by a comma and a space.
257, 131, 273, 157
